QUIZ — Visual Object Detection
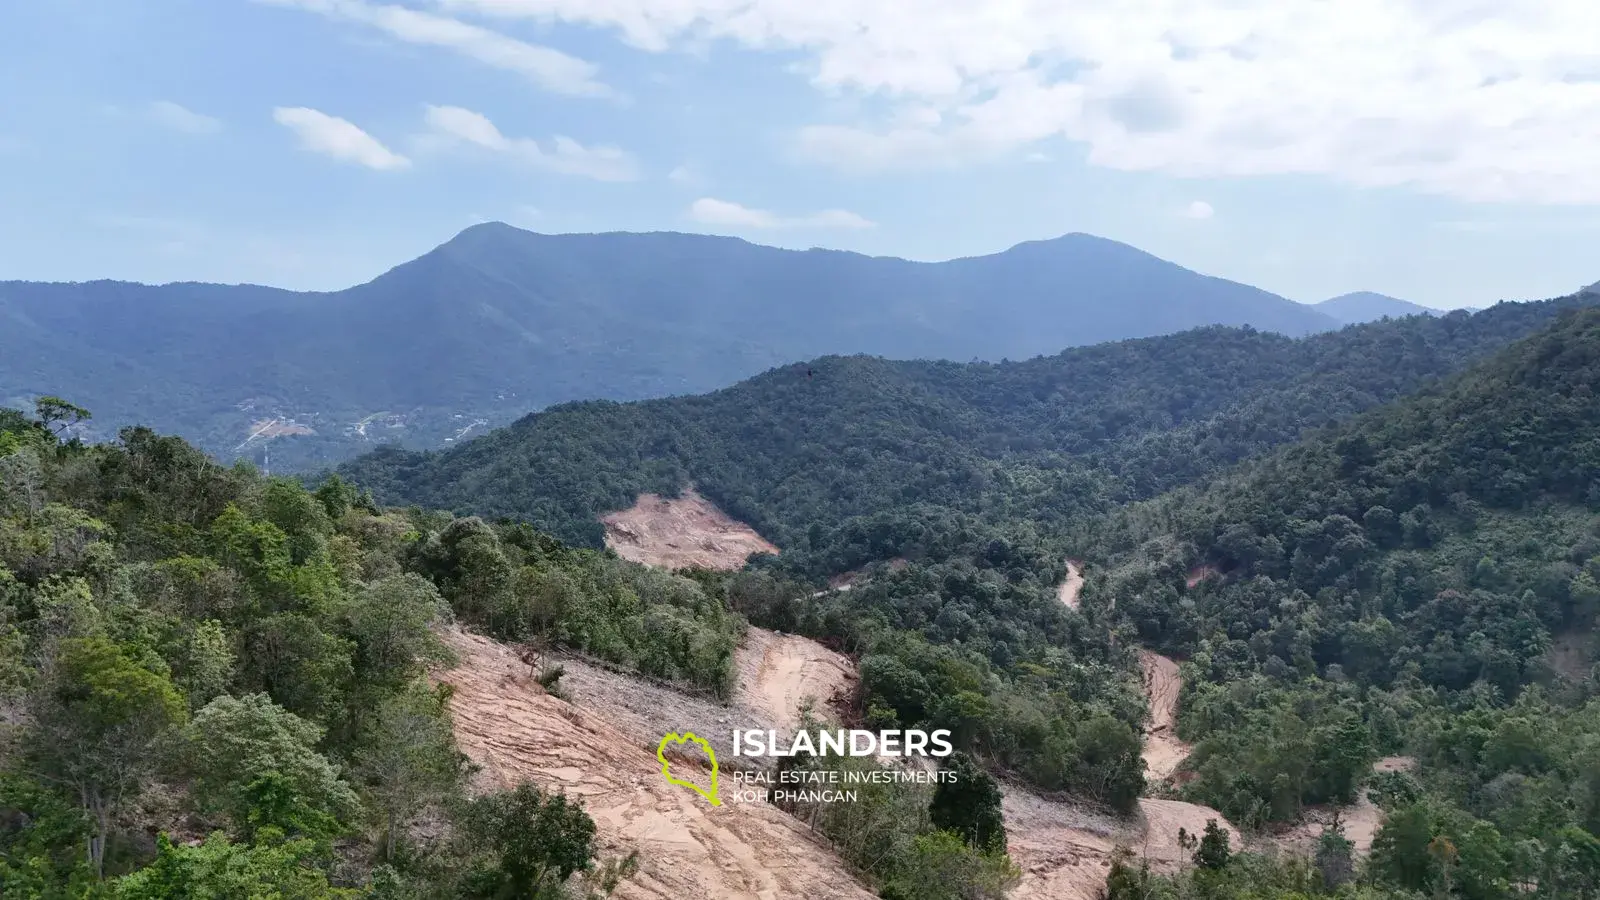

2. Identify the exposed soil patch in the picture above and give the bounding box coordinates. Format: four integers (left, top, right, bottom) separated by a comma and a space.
1548, 630, 1595, 681
436, 628, 873, 900
1270, 757, 1417, 857
1135, 798, 1240, 867
1139, 650, 1191, 783
1057, 560, 1085, 610
1003, 789, 1122, 900
1004, 789, 1240, 900
1184, 565, 1220, 589
733, 628, 855, 734
602, 489, 779, 571
552, 650, 770, 764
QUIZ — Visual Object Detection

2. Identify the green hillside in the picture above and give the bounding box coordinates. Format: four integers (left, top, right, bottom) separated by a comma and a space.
1086, 308, 1600, 898
342, 295, 1590, 560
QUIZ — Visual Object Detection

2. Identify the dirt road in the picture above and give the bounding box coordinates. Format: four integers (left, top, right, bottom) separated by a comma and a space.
1005, 646, 1241, 900
734, 628, 855, 734
1139, 650, 1191, 783
437, 629, 873, 900
1272, 756, 1417, 857
1003, 789, 1122, 900
602, 489, 780, 570
1056, 561, 1084, 610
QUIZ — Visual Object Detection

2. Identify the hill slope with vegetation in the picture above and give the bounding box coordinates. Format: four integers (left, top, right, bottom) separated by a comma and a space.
0, 407, 758, 896
0, 406, 1061, 899
342, 295, 1591, 560
1082, 308, 1600, 898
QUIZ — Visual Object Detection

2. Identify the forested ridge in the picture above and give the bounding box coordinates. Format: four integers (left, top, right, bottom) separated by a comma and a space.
1, 223, 1336, 472
341, 295, 1589, 560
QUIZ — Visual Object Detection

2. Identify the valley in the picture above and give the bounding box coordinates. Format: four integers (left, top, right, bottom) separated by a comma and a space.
3, 292, 1598, 899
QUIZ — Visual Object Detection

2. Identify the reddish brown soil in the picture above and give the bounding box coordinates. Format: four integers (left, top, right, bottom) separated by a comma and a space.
601, 489, 779, 570
1139, 650, 1191, 783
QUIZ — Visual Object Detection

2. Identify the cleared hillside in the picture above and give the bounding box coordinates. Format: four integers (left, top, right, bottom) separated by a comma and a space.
438, 628, 875, 900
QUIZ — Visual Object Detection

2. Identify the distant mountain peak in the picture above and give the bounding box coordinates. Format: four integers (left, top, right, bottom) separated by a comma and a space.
1315, 291, 1440, 324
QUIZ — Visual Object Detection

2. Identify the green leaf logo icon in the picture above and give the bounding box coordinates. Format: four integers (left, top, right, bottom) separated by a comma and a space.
657, 731, 721, 806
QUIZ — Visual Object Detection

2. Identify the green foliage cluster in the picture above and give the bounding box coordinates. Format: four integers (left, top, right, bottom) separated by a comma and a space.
771, 718, 1019, 900
0, 410, 652, 897
407, 515, 741, 694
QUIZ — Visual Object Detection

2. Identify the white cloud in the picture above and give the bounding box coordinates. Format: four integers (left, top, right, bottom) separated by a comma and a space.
273, 107, 411, 170
668, 164, 704, 185
258, 0, 614, 98
427, 0, 1600, 204
687, 197, 874, 229
420, 104, 638, 180
1182, 200, 1215, 220
149, 101, 222, 134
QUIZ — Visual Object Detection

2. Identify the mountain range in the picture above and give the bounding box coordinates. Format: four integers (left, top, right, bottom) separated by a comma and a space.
5, 222, 1503, 476
2, 224, 1353, 468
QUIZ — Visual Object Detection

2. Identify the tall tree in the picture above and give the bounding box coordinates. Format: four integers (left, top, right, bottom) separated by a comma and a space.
28, 637, 186, 877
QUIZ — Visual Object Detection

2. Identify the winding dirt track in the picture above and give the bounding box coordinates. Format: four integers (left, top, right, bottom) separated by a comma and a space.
1056, 561, 1085, 610
1006, 648, 1239, 900
437, 629, 874, 900
1139, 650, 1192, 784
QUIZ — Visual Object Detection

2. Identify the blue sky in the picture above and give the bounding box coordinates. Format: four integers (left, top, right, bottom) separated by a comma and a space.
3, 0, 1599, 309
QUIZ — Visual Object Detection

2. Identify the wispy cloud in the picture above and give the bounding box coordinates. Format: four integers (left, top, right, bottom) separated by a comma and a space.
421, 105, 638, 181
149, 101, 222, 135
687, 197, 875, 230
273, 107, 411, 170
258, 0, 615, 99
668, 164, 705, 186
